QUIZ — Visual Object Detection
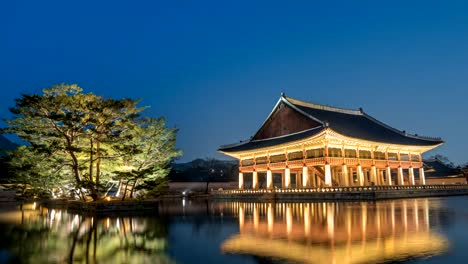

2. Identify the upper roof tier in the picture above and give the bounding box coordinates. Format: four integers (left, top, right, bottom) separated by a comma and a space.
219, 94, 443, 153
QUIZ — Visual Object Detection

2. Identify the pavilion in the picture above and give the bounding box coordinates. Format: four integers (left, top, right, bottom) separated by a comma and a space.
219, 93, 444, 190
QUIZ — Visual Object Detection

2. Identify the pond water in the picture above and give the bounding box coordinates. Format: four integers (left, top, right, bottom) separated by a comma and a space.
1, 196, 468, 264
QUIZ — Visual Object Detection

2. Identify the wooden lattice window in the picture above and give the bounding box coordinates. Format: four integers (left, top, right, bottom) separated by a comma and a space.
288, 151, 304, 161
241, 159, 254, 166
411, 154, 420, 162
400, 153, 409, 161
374, 152, 385, 160
255, 156, 268, 164
306, 148, 324, 158
345, 149, 357, 158
359, 150, 371, 159
329, 148, 342, 157
270, 154, 286, 163
388, 152, 398, 161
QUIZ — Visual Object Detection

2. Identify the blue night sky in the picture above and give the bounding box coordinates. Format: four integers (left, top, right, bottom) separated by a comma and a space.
1, 0, 468, 164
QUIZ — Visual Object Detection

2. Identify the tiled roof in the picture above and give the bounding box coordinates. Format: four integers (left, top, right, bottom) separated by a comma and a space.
287, 96, 443, 146
219, 94, 443, 153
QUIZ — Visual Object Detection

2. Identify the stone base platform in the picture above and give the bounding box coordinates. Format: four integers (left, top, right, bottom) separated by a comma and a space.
211, 184, 468, 201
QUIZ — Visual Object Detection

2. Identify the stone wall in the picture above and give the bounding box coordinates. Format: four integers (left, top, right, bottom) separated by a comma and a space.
426, 177, 467, 185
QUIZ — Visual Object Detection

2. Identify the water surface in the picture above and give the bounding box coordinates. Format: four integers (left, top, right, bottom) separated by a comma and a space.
1, 196, 468, 263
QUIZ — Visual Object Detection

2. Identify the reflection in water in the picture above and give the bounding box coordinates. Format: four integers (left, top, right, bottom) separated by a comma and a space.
0, 203, 173, 263
221, 199, 449, 264
0, 199, 454, 264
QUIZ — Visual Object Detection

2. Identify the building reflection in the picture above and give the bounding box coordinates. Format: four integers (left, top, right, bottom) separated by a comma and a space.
221, 199, 448, 264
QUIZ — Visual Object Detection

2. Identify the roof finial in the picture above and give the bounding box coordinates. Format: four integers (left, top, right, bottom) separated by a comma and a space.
359, 107, 363, 113
281, 92, 285, 97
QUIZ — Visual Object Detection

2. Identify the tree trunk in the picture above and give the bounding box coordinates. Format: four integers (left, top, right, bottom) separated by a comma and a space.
93, 139, 101, 201
89, 137, 93, 183
121, 181, 129, 201
130, 179, 138, 198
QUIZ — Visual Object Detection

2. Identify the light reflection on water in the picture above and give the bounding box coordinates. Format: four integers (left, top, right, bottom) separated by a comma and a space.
0, 198, 457, 264
220, 199, 449, 264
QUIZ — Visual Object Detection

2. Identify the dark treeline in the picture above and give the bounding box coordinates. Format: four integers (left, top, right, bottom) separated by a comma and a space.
168, 158, 238, 182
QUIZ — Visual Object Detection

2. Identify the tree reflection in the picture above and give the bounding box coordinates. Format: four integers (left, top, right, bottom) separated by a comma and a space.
0, 204, 174, 263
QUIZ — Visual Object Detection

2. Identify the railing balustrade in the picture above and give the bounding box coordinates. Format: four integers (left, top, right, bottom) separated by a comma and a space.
213, 184, 468, 195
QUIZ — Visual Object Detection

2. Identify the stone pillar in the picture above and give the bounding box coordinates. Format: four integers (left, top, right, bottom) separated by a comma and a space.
349, 167, 354, 186
342, 164, 349, 186
370, 165, 377, 185
386, 166, 392, 186
376, 169, 382, 185
419, 167, 426, 185
267, 170, 273, 189
252, 171, 258, 189
281, 171, 285, 188
408, 167, 415, 185
311, 170, 317, 187
284, 168, 291, 188
239, 172, 244, 190
357, 165, 364, 186
324, 164, 332, 186
397, 167, 404, 185
302, 166, 309, 188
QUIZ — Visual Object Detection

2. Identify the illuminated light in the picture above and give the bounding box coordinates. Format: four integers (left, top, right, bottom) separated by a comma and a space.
267, 204, 274, 234
286, 206, 292, 236
32, 202, 36, 210
106, 218, 110, 229
106, 196, 111, 202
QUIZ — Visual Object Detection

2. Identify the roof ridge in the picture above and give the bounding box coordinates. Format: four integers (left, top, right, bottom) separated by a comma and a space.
284, 96, 362, 115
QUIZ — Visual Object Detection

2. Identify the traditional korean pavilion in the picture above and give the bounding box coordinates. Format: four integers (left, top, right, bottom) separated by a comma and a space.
219, 93, 444, 190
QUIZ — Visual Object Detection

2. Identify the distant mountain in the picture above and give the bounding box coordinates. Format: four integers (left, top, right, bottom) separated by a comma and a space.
169, 158, 238, 182
0, 135, 18, 156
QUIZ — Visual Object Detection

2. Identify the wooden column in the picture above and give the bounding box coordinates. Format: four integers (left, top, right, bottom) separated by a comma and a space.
284, 168, 291, 188
357, 165, 364, 186
397, 167, 404, 185
252, 171, 258, 189
376, 169, 381, 185
342, 164, 349, 187
302, 166, 309, 188
419, 167, 426, 185
267, 170, 273, 189
408, 167, 415, 185
311, 169, 317, 187
370, 165, 377, 185
386, 166, 392, 186
324, 164, 332, 186
296, 173, 302, 188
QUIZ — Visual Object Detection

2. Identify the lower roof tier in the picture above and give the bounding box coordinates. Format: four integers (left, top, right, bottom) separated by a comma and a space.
219, 127, 443, 157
